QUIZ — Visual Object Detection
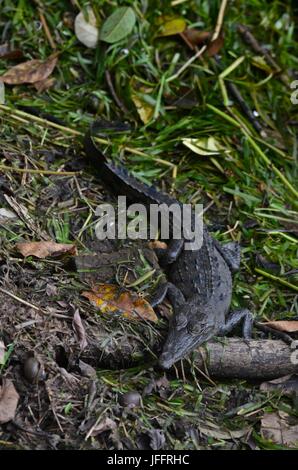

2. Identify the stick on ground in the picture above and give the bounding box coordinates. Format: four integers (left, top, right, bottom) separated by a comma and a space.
188, 338, 297, 380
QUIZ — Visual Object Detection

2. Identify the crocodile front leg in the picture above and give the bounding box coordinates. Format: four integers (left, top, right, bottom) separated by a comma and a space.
158, 239, 185, 266
219, 308, 253, 339
214, 240, 241, 274
149, 281, 185, 308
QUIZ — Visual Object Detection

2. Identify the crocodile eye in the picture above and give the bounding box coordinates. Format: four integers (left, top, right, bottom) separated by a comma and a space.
187, 323, 200, 334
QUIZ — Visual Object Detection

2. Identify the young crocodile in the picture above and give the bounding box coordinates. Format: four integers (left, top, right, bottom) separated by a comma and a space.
84, 129, 253, 369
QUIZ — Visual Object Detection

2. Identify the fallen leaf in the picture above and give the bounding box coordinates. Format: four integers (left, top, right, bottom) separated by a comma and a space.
0, 54, 58, 85
82, 284, 158, 322
148, 429, 166, 450
143, 375, 169, 397
34, 77, 55, 93
16, 241, 77, 259
130, 79, 154, 124
157, 17, 186, 37
0, 208, 16, 222
89, 416, 117, 437
46, 283, 58, 297
260, 375, 298, 396
0, 43, 23, 60
207, 34, 224, 57
78, 360, 96, 378
72, 309, 88, 351
148, 240, 168, 250
199, 421, 250, 440
59, 367, 80, 386
261, 321, 298, 333
74, 6, 99, 48
0, 379, 19, 424
179, 28, 223, 56
251, 56, 274, 74
180, 29, 211, 49
261, 412, 298, 448
99, 7, 136, 44
182, 136, 224, 156
0, 341, 5, 365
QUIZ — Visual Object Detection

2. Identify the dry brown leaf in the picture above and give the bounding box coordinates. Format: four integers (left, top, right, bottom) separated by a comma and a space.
0, 379, 19, 424
180, 29, 211, 49
72, 309, 88, 351
261, 320, 298, 333
0, 54, 58, 85
179, 28, 223, 56
148, 240, 168, 250
89, 416, 117, 437
0, 43, 23, 60
16, 241, 77, 259
261, 412, 298, 448
34, 77, 55, 93
207, 34, 224, 57
82, 284, 158, 322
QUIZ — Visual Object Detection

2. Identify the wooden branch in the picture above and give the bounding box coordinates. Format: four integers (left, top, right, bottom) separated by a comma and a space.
237, 23, 290, 87
190, 338, 298, 380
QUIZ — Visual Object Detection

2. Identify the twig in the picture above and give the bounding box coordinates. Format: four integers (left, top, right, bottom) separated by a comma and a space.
0, 286, 41, 311
105, 70, 128, 114
255, 268, 298, 292
225, 81, 265, 135
4, 194, 50, 240
45, 382, 64, 433
214, 55, 266, 135
212, 0, 228, 41
0, 286, 70, 319
0, 165, 81, 176
237, 23, 290, 87
38, 8, 56, 50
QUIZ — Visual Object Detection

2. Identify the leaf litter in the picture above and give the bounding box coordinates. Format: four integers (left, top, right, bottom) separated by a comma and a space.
0, 54, 58, 85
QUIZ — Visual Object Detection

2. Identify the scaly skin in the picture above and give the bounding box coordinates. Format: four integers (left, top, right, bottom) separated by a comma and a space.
84, 130, 253, 369
159, 227, 233, 368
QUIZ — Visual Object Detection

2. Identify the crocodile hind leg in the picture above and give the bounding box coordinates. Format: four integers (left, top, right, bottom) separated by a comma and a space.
219, 308, 253, 338
214, 240, 241, 274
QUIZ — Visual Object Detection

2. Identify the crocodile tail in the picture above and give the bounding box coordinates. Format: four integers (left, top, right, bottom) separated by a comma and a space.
84, 130, 108, 166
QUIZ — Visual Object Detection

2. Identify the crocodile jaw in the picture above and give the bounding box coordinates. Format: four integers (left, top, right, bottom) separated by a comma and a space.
159, 326, 215, 369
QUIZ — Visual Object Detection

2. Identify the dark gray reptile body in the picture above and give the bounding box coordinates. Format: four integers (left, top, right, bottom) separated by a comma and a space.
84, 132, 253, 369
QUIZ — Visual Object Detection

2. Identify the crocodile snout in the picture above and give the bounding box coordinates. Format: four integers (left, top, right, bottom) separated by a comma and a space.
159, 351, 173, 369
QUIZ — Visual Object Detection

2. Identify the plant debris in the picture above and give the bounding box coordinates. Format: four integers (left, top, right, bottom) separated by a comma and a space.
0, 54, 58, 85
82, 284, 158, 323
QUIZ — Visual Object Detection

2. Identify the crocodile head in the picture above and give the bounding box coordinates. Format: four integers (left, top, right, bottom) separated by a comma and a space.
159, 301, 218, 369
